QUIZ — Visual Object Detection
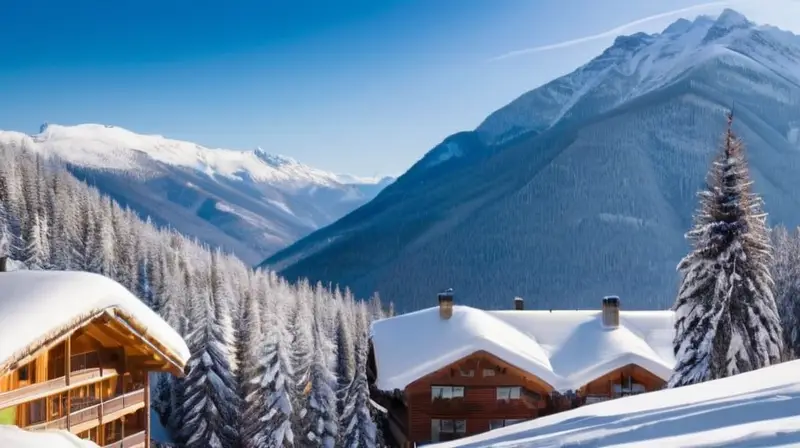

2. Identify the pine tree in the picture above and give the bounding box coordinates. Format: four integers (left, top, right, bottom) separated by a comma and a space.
299, 315, 339, 447
669, 112, 783, 388
340, 308, 377, 448
245, 290, 295, 448
334, 306, 356, 418
179, 281, 239, 448
771, 225, 800, 359
24, 213, 46, 269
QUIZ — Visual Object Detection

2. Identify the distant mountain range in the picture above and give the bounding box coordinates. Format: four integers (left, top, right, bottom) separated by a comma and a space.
0, 123, 394, 263
262, 9, 800, 311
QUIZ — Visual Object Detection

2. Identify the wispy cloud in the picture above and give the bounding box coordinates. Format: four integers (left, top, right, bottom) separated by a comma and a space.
490, 1, 737, 61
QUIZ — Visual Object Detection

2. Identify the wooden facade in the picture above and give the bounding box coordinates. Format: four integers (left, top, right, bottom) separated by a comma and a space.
369, 350, 666, 446
0, 311, 185, 447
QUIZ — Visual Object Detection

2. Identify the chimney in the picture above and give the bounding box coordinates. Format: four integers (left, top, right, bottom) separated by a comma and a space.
602, 296, 620, 328
514, 297, 524, 310
0, 256, 7, 273
438, 288, 454, 320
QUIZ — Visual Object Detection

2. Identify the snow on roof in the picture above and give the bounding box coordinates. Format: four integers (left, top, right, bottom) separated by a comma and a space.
0, 425, 98, 447
369, 305, 675, 392
0, 270, 190, 374
370, 306, 559, 391
432, 359, 800, 447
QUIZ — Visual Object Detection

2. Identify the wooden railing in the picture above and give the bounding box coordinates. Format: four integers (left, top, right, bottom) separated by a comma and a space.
0, 368, 116, 409
24, 388, 145, 432
103, 430, 146, 448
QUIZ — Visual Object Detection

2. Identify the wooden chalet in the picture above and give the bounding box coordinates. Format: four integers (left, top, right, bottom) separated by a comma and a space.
0, 260, 190, 447
367, 291, 675, 445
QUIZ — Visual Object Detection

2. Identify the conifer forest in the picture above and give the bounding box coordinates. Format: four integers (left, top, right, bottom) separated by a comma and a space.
0, 141, 388, 448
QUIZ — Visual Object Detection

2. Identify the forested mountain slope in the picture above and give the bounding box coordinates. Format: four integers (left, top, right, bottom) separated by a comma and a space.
0, 144, 386, 447
262, 10, 800, 311
0, 123, 392, 264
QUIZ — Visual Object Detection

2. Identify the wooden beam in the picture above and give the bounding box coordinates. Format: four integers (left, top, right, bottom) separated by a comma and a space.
65, 336, 71, 431
144, 372, 151, 448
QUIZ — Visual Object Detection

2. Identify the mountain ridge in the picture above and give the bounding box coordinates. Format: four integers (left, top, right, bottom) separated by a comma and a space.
261, 9, 800, 311
0, 123, 395, 263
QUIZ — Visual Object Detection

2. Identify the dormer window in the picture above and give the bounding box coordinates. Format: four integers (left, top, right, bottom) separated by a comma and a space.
459, 368, 474, 377
431, 386, 464, 400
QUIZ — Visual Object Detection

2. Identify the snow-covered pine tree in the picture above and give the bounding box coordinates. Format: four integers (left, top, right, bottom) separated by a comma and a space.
299, 312, 339, 447
669, 111, 783, 388
771, 225, 800, 359
234, 275, 262, 446
288, 280, 314, 435
334, 305, 356, 418
340, 306, 377, 448
245, 285, 295, 448
23, 213, 47, 269
178, 276, 239, 448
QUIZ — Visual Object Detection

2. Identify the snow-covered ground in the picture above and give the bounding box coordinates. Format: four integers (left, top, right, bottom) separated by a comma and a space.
0, 425, 98, 447
432, 360, 800, 447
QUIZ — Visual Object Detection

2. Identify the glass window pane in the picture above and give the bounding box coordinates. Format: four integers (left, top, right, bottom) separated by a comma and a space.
483, 369, 495, 377
510, 387, 521, 399
452, 386, 464, 398
489, 419, 504, 430
440, 420, 454, 433
505, 419, 524, 426
441, 387, 453, 399
431, 419, 441, 441
496, 387, 509, 400
454, 420, 466, 433
431, 386, 442, 399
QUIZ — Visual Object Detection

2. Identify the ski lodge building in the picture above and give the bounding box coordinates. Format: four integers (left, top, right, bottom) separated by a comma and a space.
367, 291, 676, 445
0, 263, 190, 448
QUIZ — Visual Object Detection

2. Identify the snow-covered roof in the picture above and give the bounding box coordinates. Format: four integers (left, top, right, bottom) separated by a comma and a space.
369, 305, 675, 392
431, 358, 800, 447
0, 270, 190, 375
0, 425, 98, 447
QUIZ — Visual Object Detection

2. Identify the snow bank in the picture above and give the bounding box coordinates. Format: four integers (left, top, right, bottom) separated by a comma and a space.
0, 270, 190, 373
432, 359, 800, 447
370, 306, 674, 391
0, 425, 98, 447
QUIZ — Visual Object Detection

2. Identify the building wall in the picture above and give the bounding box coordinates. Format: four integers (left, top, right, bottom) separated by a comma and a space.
403, 351, 553, 444
579, 364, 666, 398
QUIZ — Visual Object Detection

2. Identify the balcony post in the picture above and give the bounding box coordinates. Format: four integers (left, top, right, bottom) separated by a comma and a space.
144, 372, 151, 448
65, 337, 71, 430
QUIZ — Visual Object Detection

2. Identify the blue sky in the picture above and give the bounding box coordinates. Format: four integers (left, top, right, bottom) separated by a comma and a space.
0, 0, 796, 176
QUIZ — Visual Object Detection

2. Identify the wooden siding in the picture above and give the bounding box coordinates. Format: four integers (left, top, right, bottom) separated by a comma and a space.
404, 351, 553, 444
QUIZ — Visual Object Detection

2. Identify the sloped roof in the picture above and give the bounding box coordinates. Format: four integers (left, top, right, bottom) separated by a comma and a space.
0, 270, 190, 375
370, 305, 675, 392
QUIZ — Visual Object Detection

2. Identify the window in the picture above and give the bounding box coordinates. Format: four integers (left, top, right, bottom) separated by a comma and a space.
496, 386, 521, 400
431, 386, 464, 400
459, 368, 474, 377
431, 419, 467, 442
482, 368, 496, 377
490, 419, 525, 430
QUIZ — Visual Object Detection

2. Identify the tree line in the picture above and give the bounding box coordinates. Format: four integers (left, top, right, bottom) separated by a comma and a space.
0, 141, 389, 447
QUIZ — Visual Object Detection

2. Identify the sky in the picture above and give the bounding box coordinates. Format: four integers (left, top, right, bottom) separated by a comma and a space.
0, 0, 798, 177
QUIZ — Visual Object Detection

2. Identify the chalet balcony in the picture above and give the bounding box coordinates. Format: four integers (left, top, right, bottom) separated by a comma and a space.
0, 367, 117, 410
24, 388, 145, 432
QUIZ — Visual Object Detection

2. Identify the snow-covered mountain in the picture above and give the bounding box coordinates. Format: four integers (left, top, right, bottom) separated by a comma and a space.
262, 9, 800, 310
0, 123, 393, 263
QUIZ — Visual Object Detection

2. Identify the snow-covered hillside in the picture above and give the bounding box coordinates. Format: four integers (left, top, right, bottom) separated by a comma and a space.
263, 9, 800, 311
432, 360, 800, 447
0, 124, 393, 263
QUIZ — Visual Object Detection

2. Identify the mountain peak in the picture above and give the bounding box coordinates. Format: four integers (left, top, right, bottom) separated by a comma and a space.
715, 8, 751, 28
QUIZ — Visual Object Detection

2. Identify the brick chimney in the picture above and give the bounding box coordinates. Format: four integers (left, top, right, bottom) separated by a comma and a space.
438, 288, 454, 320
602, 296, 620, 327
0, 256, 7, 273
514, 297, 524, 310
